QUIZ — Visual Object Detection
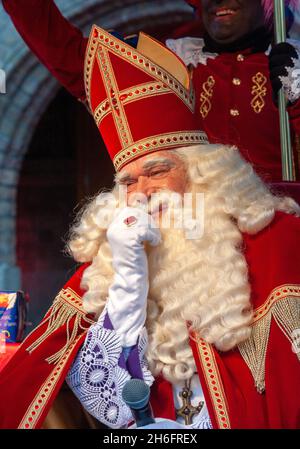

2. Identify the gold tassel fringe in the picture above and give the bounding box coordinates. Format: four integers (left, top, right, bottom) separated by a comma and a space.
238, 293, 300, 393
26, 288, 94, 365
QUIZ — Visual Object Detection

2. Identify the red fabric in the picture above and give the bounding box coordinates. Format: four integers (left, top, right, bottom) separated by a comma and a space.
0, 214, 299, 428
190, 326, 300, 429
87, 26, 202, 170
3, 0, 300, 181
2, 0, 87, 100
150, 375, 177, 421
270, 182, 300, 205
0, 263, 91, 429
189, 212, 300, 429
192, 51, 300, 183
116, 211, 300, 429
1, 1, 300, 427
245, 212, 300, 300
0, 344, 20, 372
149, 212, 300, 428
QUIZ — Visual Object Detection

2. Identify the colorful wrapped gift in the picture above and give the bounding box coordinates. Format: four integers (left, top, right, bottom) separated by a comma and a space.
0, 291, 28, 344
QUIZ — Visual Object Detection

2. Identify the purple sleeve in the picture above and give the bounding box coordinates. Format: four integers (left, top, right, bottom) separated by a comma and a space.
66, 309, 154, 428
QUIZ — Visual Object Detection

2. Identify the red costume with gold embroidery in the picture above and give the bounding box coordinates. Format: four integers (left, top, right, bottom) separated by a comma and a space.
2, 0, 300, 181
0, 212, 299, 429
0, 22, 299, 427
191, 49, 300, 182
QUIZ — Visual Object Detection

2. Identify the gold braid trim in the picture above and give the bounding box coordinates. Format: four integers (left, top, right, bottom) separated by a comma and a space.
19, 334, 84, 429
94, 81, 170, 127
193, 336, 231, 429
238, 285, 300, 393
25, 288, 94, 365
113, 131, 208, 171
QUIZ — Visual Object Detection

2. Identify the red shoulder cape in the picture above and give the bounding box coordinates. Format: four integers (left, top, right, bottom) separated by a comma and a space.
0, 263, 94, 429
0, 212, 299, 429
151, 212, 300, 429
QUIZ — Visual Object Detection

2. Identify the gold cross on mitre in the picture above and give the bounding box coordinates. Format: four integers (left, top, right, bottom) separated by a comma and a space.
176, 379, 204, 425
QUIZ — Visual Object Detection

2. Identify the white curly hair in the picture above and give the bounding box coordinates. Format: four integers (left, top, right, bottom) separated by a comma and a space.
66, 144, 300, 383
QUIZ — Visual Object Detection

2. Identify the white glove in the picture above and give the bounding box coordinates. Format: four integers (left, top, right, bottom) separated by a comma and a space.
106, 207, 161, 347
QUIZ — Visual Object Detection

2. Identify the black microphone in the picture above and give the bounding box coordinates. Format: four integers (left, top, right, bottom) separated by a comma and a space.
122, 379, 155, 428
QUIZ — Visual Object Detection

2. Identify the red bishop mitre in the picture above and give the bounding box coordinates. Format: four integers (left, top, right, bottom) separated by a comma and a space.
84, 25, 208, 172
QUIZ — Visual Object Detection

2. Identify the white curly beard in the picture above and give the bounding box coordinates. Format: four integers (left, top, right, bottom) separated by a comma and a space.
144, 186, 253, 383
73, 144, 300, 384
79, 186, 253, 383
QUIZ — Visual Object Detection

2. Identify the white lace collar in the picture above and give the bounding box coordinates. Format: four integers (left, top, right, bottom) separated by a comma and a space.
165, 36, 298, 66
165, 37, 217, 67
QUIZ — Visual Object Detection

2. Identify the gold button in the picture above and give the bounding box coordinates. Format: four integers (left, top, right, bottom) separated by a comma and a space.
233, 78, 241, 86
230, 109, 240, 116
237, 54, 244, 62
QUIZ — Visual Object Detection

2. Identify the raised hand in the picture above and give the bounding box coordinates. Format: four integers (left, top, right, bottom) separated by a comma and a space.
106, 207, 161, 347
269, 42, 300, 104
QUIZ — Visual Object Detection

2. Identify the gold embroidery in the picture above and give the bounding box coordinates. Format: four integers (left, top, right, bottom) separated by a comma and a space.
83, 26, 208, 171
137, 31, 190, 90
19, 334, 84, 429
251, 72, 267, 113
84, 33, 97, 113
193, 336, 231, 429
96, 47, 133, 148
84, 25, 195, 115
94, 81, 170, 127
94, 99, 110, 126
199, 76, 215, 119
113, 131, 209, 171
25, 288, 94, 365
252, 284, 300, 322
238, 285, 300, 393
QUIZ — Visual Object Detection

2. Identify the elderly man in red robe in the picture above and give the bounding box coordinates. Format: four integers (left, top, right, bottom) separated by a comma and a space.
0, 24, 299, 429
2, 0, 300, 182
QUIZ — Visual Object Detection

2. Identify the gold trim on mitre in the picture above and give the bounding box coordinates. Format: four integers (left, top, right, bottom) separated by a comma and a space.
113, 131, 208, 171
94, 81, 171, 127
84, 26, 196, 115
137, 32, 190, 90
84, 25, 209, 172
238, 284, 300, 393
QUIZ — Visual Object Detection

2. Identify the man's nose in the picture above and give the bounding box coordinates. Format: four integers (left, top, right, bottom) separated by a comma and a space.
136, 175, 156, 198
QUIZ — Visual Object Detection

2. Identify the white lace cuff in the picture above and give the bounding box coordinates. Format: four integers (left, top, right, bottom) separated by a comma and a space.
281, 40, 300, 103
66, 309, 154, 428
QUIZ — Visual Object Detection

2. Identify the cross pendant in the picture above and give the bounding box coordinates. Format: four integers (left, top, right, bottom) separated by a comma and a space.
176, 384, 204, 426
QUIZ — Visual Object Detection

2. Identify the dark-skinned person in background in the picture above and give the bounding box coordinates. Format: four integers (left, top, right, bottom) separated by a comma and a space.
2, 0, 300, 182
0, 25, 300, 428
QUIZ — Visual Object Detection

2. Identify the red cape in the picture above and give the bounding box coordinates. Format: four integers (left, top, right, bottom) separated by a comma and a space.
0, 212, 299, 429
0, 263, 94, 429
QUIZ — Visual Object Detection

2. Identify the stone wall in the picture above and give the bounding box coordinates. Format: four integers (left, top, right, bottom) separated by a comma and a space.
0, 0, 192, 290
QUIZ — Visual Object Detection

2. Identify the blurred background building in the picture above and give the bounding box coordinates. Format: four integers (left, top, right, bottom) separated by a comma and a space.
0, 0, 193, 333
